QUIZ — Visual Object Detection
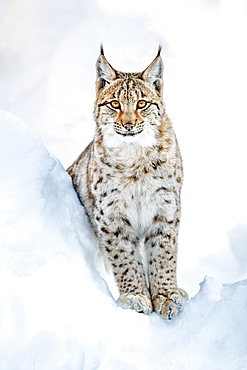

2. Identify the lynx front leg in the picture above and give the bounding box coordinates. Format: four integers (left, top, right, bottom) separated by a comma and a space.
98, 216, 152, 315
145, 211, 188, 319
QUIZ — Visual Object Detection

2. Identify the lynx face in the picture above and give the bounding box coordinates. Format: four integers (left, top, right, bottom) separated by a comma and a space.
94, 54, 165, 147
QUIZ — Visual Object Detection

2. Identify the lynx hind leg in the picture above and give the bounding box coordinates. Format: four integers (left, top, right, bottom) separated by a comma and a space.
152, 289, 188, 320
117, 293, 153, 315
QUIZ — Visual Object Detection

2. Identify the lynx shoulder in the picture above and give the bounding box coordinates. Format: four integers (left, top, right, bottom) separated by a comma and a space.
67, 47, 188, 319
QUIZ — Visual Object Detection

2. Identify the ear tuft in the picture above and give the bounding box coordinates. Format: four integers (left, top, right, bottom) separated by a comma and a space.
156, 45, 162, 58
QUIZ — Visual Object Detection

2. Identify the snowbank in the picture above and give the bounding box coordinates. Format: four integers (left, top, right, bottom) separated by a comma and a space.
0, 111, 247, 369
0, 110, 113, 369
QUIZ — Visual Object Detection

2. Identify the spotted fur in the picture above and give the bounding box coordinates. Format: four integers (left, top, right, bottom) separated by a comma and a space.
67, 48, 188, 319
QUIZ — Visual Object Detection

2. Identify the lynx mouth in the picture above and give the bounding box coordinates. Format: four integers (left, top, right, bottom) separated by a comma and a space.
121, 131, 142, 137
114, 128, 144, 137
113, 123, 144, 137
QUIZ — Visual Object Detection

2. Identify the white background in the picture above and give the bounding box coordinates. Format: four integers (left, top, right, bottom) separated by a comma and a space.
1, 0, 247, 294
0, 1, 247, 368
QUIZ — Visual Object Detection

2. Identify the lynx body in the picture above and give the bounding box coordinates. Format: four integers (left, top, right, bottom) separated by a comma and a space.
67, 48, 188, 319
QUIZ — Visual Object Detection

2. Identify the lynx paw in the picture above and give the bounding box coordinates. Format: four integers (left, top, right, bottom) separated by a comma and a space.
117, 293, 153, 315
152, 289, 188, 320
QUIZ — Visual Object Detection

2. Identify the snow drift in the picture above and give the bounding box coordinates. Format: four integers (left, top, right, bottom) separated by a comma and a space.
0, 111, 247, 369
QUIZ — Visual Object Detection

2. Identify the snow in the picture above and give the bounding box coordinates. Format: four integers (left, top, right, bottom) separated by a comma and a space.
0, 0, 247, 369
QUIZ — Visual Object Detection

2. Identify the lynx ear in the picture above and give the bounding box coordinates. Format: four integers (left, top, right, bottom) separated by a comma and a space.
96, 47, 116, 90
142, 47, 163, 93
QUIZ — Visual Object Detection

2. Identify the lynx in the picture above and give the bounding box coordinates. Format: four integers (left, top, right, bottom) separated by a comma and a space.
67, 47, 188, 319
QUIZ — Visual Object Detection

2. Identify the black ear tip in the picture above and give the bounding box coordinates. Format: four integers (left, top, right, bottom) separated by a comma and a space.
156, 45, 162, 58
100, 44, 104, 56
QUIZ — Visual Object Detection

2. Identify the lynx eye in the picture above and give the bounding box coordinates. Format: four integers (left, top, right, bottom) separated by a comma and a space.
110, 100, 121, 109
137, 100, 148, 109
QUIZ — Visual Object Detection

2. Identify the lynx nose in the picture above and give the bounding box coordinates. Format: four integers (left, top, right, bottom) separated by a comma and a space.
123, 123, 134, 132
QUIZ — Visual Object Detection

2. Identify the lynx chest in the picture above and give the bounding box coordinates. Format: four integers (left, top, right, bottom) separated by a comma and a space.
91, 153, 179, 238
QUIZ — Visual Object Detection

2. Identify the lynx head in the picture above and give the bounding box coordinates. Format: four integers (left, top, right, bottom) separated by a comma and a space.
94, 46, 166, 148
